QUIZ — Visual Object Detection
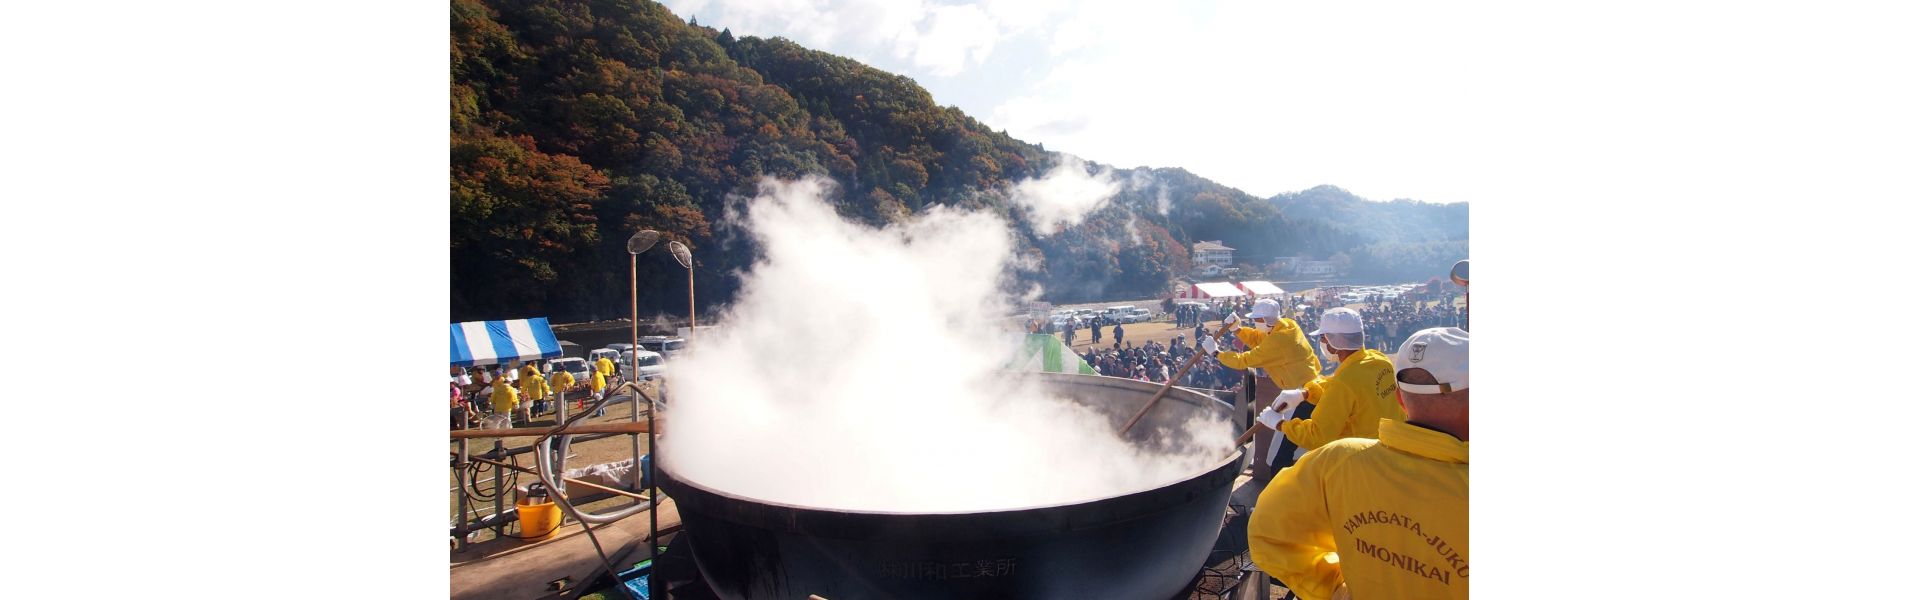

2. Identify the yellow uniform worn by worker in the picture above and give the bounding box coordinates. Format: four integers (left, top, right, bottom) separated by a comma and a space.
596, 357, 616, 378
552, 370, 575, 393
591, 370, 607, 394
488, 379, 519, 414
1249, 420, 1468, 600
1281, 349, 1404, 450
520, 372, 550, 401
1215, 319, 1322, 389
520, 363, 541, 382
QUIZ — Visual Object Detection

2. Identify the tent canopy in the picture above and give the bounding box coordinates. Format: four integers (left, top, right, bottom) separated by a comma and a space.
1191, 281, 1246, 299
1238, 281, 1285, 297
451, 318, 564, 367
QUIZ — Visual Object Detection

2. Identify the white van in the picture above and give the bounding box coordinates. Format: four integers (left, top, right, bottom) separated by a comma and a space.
637, 336, 687, 360
618, 349, 667, 381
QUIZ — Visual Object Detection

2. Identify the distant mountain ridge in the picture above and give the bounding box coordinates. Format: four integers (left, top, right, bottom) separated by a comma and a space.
450, 0, 1466, 321
1271, 185, 1468, 245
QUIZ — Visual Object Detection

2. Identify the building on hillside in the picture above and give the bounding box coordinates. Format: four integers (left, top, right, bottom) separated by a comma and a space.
1192, 240, 1235, 268
1297, 260, 1339, 277
1271, 255, 1305, 275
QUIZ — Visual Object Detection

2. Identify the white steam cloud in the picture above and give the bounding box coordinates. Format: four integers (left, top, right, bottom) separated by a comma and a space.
661, 176, 1230, 511
1009, 154, 1121, 235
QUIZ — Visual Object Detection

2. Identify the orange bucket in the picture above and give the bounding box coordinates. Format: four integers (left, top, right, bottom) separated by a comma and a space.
515, 497, 563, 541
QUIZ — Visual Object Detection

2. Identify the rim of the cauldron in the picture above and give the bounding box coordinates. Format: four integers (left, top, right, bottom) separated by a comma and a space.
660, 373, 1247, 516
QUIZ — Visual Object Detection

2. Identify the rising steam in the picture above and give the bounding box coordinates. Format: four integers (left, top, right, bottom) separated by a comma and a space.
660, 176, 1231, 511
1009, 154, 1121, 235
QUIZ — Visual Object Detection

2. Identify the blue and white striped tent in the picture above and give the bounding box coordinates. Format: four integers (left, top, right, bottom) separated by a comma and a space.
450, 318, 565, 367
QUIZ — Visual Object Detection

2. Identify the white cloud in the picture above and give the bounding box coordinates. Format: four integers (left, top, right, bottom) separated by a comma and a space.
901, 4, 999, 76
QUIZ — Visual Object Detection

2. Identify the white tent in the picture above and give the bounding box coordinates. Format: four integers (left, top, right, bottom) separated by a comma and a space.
1237, 280, 1285, 298
1182, 281, 1246, 300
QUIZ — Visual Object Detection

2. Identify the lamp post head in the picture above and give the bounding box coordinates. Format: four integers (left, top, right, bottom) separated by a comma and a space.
668, 241, 693, 269
628, 230, 661, 255
1449, 259, 1469, 287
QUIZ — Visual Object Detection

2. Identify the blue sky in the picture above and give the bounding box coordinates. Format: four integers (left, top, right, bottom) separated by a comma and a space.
662, 0, 1496, 205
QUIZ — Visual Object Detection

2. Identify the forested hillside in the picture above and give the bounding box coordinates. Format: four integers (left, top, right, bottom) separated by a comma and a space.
450, 0, 1464, 322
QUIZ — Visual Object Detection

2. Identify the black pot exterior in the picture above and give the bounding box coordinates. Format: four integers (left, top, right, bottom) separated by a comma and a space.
660, 374, 1245, 600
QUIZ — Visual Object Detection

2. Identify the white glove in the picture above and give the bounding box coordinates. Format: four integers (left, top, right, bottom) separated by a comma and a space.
1223, 312, 1241, 329
1274, 389, 1305, 411
1257, 407, 1283, 430
1201, 335, 1219, 354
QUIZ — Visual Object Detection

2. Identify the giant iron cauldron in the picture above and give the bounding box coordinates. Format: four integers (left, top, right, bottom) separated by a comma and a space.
659, 373, 1246, 599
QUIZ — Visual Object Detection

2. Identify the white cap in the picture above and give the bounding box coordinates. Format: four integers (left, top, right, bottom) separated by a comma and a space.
1394, 327, 1468, 394
1308, 307, 1363, 336
1247, 299, 1281, 320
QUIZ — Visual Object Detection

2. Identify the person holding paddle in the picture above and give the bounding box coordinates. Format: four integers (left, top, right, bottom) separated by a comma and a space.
1272, 308, 1405, 452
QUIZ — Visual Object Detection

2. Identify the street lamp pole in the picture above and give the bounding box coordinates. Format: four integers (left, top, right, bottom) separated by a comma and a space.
625, 229, 660, 591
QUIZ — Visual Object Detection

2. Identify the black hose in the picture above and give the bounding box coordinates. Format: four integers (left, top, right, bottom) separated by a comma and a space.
463, 453, 520, 502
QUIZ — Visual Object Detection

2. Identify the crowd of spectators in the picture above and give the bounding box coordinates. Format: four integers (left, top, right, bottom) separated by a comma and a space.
1080, 336, 1246, 392
1354, 294, 1467, 353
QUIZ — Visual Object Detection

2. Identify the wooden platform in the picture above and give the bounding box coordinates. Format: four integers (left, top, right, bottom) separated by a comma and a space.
450, 500, 681, 600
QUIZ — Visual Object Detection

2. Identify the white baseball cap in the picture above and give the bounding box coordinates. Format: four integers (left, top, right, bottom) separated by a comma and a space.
1394, 327, 1468, 394
1309, 307, 1363, 335
1247, 299, 1281, 320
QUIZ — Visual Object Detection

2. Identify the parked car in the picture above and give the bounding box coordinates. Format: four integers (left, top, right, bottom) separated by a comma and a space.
603, 343, 634, 354
617, 349, 667, 381
1127, 308, 1154, 323
587, 348, 620, 369
637, 336, 688, 360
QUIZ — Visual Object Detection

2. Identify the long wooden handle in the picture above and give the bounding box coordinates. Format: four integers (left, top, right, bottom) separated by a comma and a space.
1226, 402, 1289, 460
1117, 321, 1242, 435
1232, 402, 1289, 447
449, 421, 653, 439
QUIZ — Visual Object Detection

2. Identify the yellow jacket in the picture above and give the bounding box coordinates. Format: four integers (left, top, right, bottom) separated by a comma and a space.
520, 372, 550, 401
1251, 421, 1459, 600
590, 370, 607, 393
1214, 319, 1321, 389
1281, 349, 1405, 450
520, 364, 541, 382
595, 357, 616, 377
551, 371, 576, 393
488, 380, 519, 413
1250, 420, 1469, 600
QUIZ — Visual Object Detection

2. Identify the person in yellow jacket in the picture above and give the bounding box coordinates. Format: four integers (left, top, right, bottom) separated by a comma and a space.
519, 369, 550, 421
1250, 326, 1468, 600
588, 367, 608, 417
550, 368, 576, 417
487, 376, 520, 427
1261, 307, 1406, 451
1203, 299, 1320, 389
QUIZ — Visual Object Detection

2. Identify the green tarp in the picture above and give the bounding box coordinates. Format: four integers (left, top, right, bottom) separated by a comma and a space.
1008, 333, 1097, 375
